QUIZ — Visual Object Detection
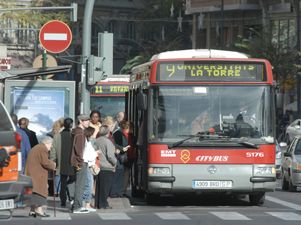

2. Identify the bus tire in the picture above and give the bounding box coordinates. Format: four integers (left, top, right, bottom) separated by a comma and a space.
249, 192, 265, 206
131, 187, 144, 198
282, 175, 289, 191
146, 193, 160, 205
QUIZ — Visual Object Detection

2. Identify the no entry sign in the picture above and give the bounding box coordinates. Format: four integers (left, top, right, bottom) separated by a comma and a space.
39, 20, 72, 53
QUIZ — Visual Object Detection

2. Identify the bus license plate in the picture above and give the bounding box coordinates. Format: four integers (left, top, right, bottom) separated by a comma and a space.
0, 199, 14, 210
193, 180, 232, 189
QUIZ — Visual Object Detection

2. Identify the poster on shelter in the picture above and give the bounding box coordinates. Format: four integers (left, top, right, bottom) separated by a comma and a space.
13, 89, 65, 139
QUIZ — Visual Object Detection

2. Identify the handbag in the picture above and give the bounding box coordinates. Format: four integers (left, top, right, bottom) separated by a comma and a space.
118, 152, 128, 164
90, 156, 100, 176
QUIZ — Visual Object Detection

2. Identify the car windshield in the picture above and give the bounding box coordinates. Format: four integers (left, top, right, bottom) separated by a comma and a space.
150, 85, 273, 143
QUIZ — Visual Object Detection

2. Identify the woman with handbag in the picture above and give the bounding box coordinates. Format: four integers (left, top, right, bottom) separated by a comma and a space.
82, 127, 97, 212
94, 125, 117, 209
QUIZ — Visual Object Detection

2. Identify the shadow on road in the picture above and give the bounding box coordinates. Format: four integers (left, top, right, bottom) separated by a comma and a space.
130, 193, 253, 207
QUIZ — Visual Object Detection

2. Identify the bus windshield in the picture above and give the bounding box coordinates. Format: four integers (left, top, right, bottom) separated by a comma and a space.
150, 85, 273, 143
91, 96, 125, 118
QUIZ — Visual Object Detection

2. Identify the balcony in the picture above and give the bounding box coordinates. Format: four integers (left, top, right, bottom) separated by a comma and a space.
186, 0, 260, 14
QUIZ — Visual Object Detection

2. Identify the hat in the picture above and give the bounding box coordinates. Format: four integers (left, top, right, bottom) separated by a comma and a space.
77, 114, 90, 121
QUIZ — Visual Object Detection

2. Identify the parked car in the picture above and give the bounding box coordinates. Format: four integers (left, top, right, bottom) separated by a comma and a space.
281, 136, 301, 192
285, 119, 301, 143
276, 141, 283, 178
0, 100, 32, 218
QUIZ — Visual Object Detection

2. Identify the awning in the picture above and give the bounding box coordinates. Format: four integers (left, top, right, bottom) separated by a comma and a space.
0, 65, 72, 80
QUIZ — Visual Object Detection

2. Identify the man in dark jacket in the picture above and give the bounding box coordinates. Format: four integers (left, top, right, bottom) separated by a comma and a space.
50, 118, 75, 207
70, 114, 90, 214
19, 117, 38, 148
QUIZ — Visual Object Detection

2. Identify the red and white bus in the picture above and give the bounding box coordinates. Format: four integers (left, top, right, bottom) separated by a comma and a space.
90, 75, 129, 117
127, 49, 276, 205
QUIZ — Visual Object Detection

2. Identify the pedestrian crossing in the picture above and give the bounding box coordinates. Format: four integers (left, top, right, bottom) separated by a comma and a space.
36, 211, 301, 221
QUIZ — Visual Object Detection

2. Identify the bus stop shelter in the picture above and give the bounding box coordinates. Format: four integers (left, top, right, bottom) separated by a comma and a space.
0, 65, 72, 101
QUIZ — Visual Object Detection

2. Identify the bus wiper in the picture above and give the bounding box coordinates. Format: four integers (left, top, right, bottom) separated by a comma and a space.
168, 132, 205, 149
225, 139, 258, 149
236, 141, 258, 149
168, 132, 258, 149
168, 132, 227, 149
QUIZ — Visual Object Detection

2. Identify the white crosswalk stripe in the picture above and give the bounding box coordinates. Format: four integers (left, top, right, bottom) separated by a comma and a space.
210, 211, 252, 220
41, 211, 71, 220
155, 212, 190, 220
266, 212, 301, 221
13, 210, 301, 221
266, 196, 301, 210
98, 212, 131, 220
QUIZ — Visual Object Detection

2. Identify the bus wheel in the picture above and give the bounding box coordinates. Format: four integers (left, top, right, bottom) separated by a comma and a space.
282, 175, 289, 191
249, 192, 265, 206
146, 193, 160, 205
131, 187, 144, 198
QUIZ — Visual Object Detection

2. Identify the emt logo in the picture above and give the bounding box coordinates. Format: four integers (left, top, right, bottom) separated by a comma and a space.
180, 150, 190, 163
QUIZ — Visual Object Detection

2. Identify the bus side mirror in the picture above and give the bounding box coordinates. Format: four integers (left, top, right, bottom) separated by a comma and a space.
137, 91, 147, 111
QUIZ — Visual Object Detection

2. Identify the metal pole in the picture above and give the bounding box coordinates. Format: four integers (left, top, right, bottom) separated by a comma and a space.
42, 49, 47, 80
296, 0, 301, 118
53, 170, 56, 217
80, 0, 95, 114
0, 5, 75, 12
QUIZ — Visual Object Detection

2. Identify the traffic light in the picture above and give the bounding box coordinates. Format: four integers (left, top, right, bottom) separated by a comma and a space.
87, 55, 105, 85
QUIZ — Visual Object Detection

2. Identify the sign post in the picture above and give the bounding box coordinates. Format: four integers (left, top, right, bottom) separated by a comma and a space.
39, 20, 72, 54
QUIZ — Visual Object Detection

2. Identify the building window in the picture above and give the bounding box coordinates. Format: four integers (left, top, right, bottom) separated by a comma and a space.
272, 19, 296, 49
109, 20, 116, 33
127, 22, 135, 39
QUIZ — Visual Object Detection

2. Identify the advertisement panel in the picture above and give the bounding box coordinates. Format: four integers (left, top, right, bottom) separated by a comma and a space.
4, 80, 75, 140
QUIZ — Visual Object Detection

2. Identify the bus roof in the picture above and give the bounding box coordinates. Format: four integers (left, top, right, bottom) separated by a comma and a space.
150, 49, 249, 60
99, 74, 130, 82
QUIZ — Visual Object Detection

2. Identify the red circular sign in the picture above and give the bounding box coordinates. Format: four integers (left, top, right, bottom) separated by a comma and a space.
39, 20, 72, 53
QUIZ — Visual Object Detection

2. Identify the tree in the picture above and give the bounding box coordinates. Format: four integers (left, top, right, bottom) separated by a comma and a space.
234, 28, 299, 85
0, 0, 70, 28
120, 0, 191, 74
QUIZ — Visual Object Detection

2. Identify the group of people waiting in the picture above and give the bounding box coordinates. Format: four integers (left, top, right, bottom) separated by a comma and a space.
19, 110, 135, 217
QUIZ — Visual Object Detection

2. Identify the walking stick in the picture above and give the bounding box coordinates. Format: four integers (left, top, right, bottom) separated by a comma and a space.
53, 170, 56, 217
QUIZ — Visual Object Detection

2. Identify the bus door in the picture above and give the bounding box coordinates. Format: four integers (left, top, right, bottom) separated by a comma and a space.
131, 88, 149, 196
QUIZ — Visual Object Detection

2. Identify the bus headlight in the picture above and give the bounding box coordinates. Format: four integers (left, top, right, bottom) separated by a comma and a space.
148, 167, 171, 175
254, 166, 275, 175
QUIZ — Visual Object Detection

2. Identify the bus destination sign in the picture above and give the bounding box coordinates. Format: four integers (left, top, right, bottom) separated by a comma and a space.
157, 61, 266, 82
91, 84, 129, 95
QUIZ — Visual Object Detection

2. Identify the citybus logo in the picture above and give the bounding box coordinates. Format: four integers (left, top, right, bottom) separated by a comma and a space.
195, 155, 229, 162
180, 150, 190, 163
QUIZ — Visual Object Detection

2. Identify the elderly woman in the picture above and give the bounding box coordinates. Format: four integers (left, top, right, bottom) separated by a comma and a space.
25, 136, 56, 217
94, 125, 117, 209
